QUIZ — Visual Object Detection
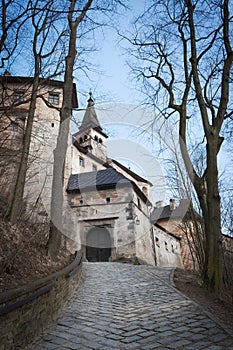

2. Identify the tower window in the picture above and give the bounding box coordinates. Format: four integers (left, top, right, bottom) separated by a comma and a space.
48, 92, 59, 105
14, 91, 24, 102
51, 122, 54, 127
99, 138, 103, 144
10, 121, 18, 132
79, 157, 85, 167
137, 198, 141, 209
94, 135, 98, 141
106, 197, 111, 203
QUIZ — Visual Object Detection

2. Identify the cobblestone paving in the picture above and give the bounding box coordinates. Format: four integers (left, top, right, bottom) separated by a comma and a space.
32, 262, 233, 350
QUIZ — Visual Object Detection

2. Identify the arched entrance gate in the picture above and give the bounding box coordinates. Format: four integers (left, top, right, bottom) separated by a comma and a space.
86, 227, 111, 262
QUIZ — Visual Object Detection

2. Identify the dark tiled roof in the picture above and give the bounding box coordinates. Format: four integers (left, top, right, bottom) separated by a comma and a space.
67, 168, 130, 192
150, 200, 191, 223
151, 205, 172, 222
110, 159, 152, 185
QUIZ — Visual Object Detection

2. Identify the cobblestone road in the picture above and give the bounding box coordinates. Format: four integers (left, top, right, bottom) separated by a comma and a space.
32, 262, 233, 350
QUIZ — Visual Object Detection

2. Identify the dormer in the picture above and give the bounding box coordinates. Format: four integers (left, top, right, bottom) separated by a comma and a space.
74, 93, 108, 161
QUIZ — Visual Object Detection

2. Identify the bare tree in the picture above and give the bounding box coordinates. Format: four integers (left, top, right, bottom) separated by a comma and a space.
47, 0, 94, 259
126, 0, 233, 293
7, 0, 67, 222
0, 0, 33, 69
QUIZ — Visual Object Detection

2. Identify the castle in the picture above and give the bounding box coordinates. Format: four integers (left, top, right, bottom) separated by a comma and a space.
0, 73, 193, 268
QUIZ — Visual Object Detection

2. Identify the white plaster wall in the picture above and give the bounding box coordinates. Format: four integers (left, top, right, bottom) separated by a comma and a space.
71, 145, 106, 174
134, 204, 155, 265
153, 226, 183, 268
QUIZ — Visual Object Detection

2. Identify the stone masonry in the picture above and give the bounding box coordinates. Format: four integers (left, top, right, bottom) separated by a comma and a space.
31, 262, 233, 350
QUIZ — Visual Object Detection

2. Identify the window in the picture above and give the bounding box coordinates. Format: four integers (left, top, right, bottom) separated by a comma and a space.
137, 198, 141, 209
48, 92, 59, 105
79, 157, 84, 167
10, 121, 18, 132
14, 91, 24, 102
51, 122, 54, 127
80, 199, 83, 205
92, 164, 97, 171
106, 197, 111, 203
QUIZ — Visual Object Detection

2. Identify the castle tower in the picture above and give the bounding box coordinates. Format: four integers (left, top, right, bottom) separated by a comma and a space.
74, 93, 108, 162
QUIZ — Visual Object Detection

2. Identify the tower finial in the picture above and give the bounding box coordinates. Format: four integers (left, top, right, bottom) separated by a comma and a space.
87, 90, 94, 107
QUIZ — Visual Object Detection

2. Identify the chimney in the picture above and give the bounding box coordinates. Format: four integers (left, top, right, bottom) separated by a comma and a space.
155, 200, 163, 208
4, 70, 11, 76
169, 198, 175, 210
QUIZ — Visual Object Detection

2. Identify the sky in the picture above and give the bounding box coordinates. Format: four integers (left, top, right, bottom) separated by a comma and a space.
74, 0, 145, 107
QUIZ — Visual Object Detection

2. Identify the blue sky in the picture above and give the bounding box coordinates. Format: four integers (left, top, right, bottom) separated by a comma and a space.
75, 0, 145, 107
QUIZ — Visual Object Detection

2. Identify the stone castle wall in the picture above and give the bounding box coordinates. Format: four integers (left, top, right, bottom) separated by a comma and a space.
0, 253, 82, 350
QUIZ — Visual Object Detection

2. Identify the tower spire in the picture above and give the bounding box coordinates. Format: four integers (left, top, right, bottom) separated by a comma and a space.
79, 92, 100, 132
87, 90, 94, 107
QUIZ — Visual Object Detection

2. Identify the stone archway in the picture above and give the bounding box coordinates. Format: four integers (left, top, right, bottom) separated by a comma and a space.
86, 227, 111, 262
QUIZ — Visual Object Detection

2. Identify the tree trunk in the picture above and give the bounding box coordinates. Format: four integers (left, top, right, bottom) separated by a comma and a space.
47, 4, 78, 259
195, 137, 222, 293
7, 76, 39, 223
204, 138, 222, 292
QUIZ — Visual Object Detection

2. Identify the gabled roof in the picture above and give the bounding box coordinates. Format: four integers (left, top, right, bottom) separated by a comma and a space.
150, 200, 191, 223
67, 168, 152, 206
151, 205, 173, 222
108, 159, 152, 185
67, 168, 130, 192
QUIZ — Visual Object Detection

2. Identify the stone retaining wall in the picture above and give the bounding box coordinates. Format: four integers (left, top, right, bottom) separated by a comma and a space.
0, 252, 82, 350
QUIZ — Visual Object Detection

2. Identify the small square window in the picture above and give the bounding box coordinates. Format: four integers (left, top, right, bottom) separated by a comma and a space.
14, 91, 24, 102
48, 92, 59, 105
106, 197, 111, 203
10, 121, 18, 132
79, 157, 85, 167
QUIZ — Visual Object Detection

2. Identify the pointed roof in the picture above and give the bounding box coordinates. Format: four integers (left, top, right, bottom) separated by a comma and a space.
78, 93, 107, 137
